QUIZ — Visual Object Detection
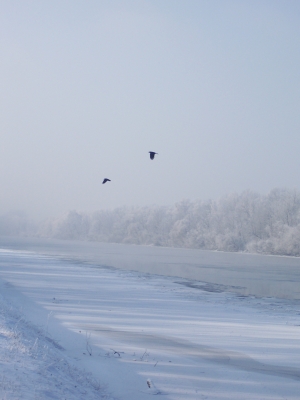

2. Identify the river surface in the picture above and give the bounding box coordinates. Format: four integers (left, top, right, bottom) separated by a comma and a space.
1, 236, 300, 299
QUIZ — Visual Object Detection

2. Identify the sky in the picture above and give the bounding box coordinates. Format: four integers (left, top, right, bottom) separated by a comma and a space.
1, 0, 300, 219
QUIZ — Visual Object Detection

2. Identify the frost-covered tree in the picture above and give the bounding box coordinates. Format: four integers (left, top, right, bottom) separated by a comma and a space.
3, 188, 300, 257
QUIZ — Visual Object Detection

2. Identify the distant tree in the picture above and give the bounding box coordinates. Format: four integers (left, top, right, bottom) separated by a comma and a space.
7, 187, 300, 257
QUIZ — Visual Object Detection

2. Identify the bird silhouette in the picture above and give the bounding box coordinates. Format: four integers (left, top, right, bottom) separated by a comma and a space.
149, 151, 158, 160
102, 178, 111, 184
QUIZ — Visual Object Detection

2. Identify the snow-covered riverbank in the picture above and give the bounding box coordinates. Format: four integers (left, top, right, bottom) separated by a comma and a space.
0, 287, 106, 399
1, 247, 300, 399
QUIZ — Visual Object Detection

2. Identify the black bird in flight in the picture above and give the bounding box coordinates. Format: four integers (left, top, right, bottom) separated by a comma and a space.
102, 178, 111, 184
149, 151, 158, 160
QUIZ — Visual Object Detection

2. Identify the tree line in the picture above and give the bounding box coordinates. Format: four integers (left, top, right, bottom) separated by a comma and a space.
1, 188, 300, 257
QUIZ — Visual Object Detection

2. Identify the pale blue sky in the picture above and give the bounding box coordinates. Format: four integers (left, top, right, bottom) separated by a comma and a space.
1, 0, 300, 218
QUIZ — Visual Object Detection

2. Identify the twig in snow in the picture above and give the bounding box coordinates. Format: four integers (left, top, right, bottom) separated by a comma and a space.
45, 311, 53, 336
85, 332, 92, 356
140, 349, 149, 361
145, 379, 167, 395
110, 348, 124, 357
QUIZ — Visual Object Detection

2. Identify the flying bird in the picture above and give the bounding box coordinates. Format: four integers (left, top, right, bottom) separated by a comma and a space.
102, 178, 111, 184
149, 151, 158, 160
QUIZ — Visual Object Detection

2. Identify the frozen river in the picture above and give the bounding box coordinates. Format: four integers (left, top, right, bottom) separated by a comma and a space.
1, 236, 300, 399
1, 236, 300, 299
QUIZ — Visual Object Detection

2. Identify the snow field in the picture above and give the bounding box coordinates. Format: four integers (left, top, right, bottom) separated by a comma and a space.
0, 248, 300, 399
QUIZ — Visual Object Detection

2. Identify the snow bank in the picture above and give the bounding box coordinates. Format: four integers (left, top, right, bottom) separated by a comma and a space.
0, 288, 110, 399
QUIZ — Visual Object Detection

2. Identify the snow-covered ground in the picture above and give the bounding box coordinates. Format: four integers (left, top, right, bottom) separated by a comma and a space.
0, 245, 300, 399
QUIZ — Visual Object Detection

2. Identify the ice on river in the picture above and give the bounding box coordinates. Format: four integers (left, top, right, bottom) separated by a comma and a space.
0, 243, 300, 399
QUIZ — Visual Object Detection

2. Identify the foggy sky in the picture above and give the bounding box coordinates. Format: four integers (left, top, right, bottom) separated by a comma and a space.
1, 0, 300, 219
